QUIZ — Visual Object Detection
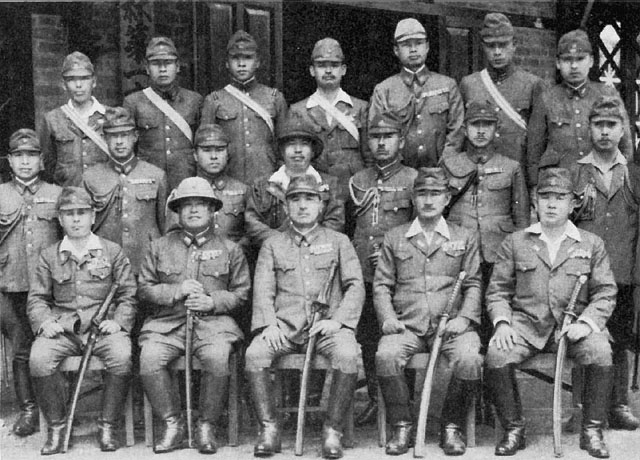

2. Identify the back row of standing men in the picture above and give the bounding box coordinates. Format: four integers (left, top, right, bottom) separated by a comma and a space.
1, 10, 638, 459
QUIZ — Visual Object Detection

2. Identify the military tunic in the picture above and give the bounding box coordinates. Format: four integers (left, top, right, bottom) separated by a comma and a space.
200, 79, 288, 185
526, 82, 633, 186
137, 228, 249, 375
83, 157, 168, 275
369, 67, 464, 169
123, 86, 203, 191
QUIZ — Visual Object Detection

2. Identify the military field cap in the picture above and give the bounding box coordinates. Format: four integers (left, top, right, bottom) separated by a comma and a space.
557, 29, 592, 57
589, 95, 625, 121
537, 168, 574, 194
277, 116, 324, 159
394, 18, 427, 43
195, 124, 230, 147
285, 174, 323, 199
146, 36, 178, 60
465, 101, 499, 123
103, 107, 136, 134
413, 167, 449, 192
57, 186, 94, 211
62, 51, 94, 77
9, 129, 41, 154
369, 113, 402, 135
311, 38, 344, 62
480, 13, 514, 40
227, 30, 258, 55
167, 177, 222, 212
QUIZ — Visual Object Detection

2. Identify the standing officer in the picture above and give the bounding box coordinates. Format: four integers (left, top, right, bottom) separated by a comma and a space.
83, 107, 168, 277
124, 37, 203, 191
40, 52, 110, 187
374, 167, 483, 456
527, 29, 633, 188
201, 30, 288, 185
571, 96, 640, 430
460, 13, 546, 169
0, 129, 62, 437
245, 175, 363, 459
27, 187, 137, 454
245, 116, 345, 251
485, 168, 616, 458
138, 177, 250, 454
290, 38, 369, 202
369, 18, 464, 169
347, 114, 417, 426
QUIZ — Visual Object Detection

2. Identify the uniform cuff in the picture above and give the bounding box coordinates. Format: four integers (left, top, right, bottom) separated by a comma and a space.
578, 316, 600, 333
492, 316, 511, 327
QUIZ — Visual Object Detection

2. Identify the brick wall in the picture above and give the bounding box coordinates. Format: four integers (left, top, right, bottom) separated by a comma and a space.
438, 0, 556, 19
513, 27, 557, 82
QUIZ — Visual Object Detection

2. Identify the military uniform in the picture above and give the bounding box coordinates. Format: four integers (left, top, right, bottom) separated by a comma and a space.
123, 37, 203, 191
0, 129, 62, 437
200, 31, 288, 185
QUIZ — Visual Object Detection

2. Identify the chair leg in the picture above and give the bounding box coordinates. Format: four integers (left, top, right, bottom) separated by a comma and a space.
466, 393, 476, 448
228, 352, 239, 447
143, 393, 154, 447
125, 387, 134, 447
377, 383, 386, 447
344, 397, 355, 448
39, 407, 47, 441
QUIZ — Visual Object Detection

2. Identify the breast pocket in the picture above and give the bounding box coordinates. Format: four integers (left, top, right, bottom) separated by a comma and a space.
35, 203, 58, 221
395, 248, 416, 281
138, 114, 162, 131
486, 174, 511, 191
201, 259, 230, 289
549, 114, 572, 130
135, 182, 159, 201
221, 197, 245, 217
312, 253, 337, 272
158, 262, 181, 283
515, 259, 537, 292
216, 108, 238, 123
382, 198, 412, 226
53, 271, 74, 303
53, 133, 75, 159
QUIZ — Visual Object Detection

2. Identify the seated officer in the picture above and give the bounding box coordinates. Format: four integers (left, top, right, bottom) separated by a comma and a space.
245, 175, 364, 459
27, 187, 137, 454
374, 167, 483, 456
0, 129, 62, 437
137, 177, 250, 454
485, 168, 617, 458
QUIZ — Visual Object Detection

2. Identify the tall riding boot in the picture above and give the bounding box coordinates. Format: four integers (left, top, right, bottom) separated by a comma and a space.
97, 373, 130, 451
440, 378, 478, 456
355, 348, 378, 426
608, 348, 639, 430
141, 370, 185, 453
247, 370, 281, 457
196, 373, 229, 454
322, 371, 357, 459
486, 366, 525, 456
581, 365, 613, 458
12, 360, 38, 437
379, 375, 413, 455
33, 373, 68, 455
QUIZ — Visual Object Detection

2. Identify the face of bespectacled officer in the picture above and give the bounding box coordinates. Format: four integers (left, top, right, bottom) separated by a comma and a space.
556, 54, 593, 87
63, 75, 97, 106
106, 130, 138, 162
590, 116, 624, 155
368, 133, 404, 165
536, 192, 576, 229
310, 61, 346, 90
227, 52, 260, 83
178, 198, 215, 233
283, 137, 314, 175
287, 192, 323, 231
8, 151, 43, 182
59, 208, 95, 240
466, 120, 497, 149
146, 58, 179, 88
195, 145, 229, 176
394, 38, 428, 71
482, 37, 516, 70
413, 188, 451, 223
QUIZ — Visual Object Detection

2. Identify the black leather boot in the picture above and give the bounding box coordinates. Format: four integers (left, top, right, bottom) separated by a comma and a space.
486, 366, 526, 456
379, 375, 413, 455
97, 373, 130, 451
12, 360, 38, 437
196, 373, 229, 454
608, 349, 639, 430
33, 374, 68, 455
321, 371, 357, 459
141, 371, 185, 453
247, 370, 281, 457
580, 365, 613, 458
440, 378, 478, 456
355, 347, 378, 427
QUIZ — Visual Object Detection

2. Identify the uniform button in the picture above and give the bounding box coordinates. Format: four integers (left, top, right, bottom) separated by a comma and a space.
393, 207, 398, 212
416, 114, 422, 120
27, 230, 32, 235
82, 152, 87, 156
495, 132, 500, 138
425, 258, 429, 263
577, 137, 583, 141
575, 109, 580, 114
83, 164, 88, 169
120, 173, 126, 178
244, 118, 249, 122
306, 295, 311, 300
215, 224, 219, 228
167, 150, 171, 155
417, 130, 423, 135
369, 236, 374, 240
166, 137, 170, 142
82, 139, 86, 143
122, 187, 127, 192
124, 228, 129, 232
606, 212, 611, 217
245, 130, 250, 135
246, 143, 250, 147
305, 268, 310, 273
576, 123, 581, 128
579, 151, 584, 156
27, 205, 32, 210
123, 213, 128, 218
27, 243, 32, 248
304, 255, 309, 260
166, 125, 170, 130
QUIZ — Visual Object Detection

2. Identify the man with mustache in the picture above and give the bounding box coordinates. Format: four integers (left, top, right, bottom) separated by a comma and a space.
571, 96, 640, 431
347, 114, 417, 426
40, 52, 110, 187
527, 29, 633, 189
290, 38, 369, 203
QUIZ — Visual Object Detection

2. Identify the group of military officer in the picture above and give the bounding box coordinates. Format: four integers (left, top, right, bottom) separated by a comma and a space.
1, 9, 639, 460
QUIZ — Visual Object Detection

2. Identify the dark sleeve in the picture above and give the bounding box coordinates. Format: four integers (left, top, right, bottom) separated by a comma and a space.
457, 231, 482, 324
210, 243, 251, 315
441, 81, 465, 160
486, 235, 517, 324
38, 114, 56, 184
111, 246, 138, 332
580, 236, 617, 329
526, 90, 548, 187
372, 232, 399, 326
156, 171, 169, 235
26, 252, 56, 334
251, 240, 279, 333
512, 163, 531, 229
244, 182, 280, 248
137, 240, 179, 307
330, 235, 365, 329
